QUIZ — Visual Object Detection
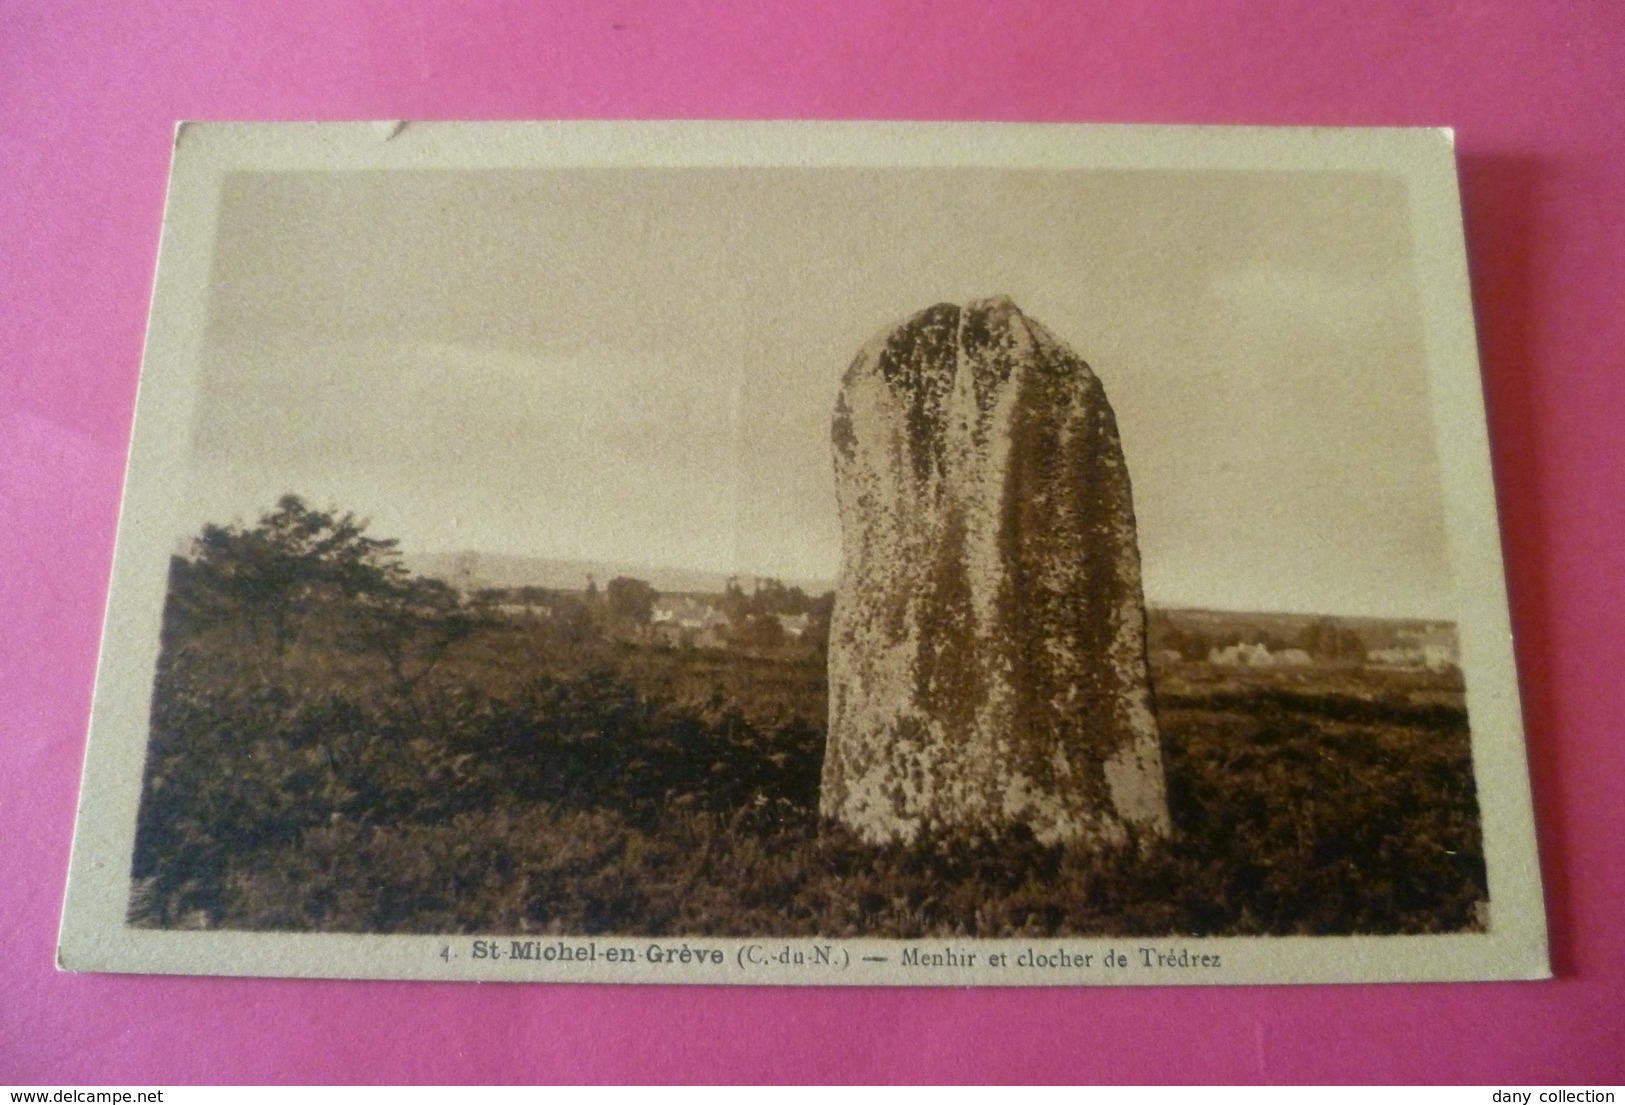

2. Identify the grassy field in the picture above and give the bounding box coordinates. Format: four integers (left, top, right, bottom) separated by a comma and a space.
129, 572, 1487, 938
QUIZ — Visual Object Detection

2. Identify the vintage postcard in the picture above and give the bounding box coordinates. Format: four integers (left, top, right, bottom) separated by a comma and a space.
59, 121, 1548, 985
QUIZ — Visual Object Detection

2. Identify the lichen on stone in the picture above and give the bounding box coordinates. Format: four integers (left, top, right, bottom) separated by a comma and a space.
821, 296, 1170, 846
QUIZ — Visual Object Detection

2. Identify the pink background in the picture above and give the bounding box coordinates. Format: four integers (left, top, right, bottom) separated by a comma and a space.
3, 0, 1622, 1084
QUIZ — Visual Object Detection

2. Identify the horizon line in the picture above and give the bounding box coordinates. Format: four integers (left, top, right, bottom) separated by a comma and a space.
401, 548, 1456, 624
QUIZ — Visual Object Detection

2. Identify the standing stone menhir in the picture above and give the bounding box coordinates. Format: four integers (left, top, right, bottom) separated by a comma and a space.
821, 296, 1171, 846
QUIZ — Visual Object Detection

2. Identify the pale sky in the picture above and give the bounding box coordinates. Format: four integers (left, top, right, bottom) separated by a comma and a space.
185, 166, 1454, 618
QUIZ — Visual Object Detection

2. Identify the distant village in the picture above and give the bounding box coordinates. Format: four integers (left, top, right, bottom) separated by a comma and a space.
1146, 607, 1461, 674
445, 567, 1459, 674
465, 573, 836, 655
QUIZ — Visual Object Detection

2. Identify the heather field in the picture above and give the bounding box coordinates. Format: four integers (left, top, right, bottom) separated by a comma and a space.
128, 500, 1486, 937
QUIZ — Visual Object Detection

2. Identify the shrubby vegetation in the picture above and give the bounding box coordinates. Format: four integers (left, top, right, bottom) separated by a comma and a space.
130, 497, 1487, 936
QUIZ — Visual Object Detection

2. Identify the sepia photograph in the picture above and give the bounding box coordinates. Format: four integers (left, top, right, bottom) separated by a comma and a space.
59, 122, 1546, 984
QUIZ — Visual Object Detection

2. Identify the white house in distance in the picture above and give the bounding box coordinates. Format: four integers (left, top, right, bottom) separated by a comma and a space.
1208, 642, 1314, 668
1367, 643, 1457, 672
775, 613, 812, 639
1367, 623, 1460, 672
492, 600, 553, 621
650, 596, 731, 649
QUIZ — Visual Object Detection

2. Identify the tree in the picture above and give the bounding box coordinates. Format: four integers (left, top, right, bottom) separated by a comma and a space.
175, 494, 485, 709
184, 495, 406, 662
807, 590, 836, 654
732, 612, 786, 650
351, 575, 476, 711
1297, 617, 1365, 663
606, 576, 658, 624
722, 576, 749, 622
752, 577, 788, 616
